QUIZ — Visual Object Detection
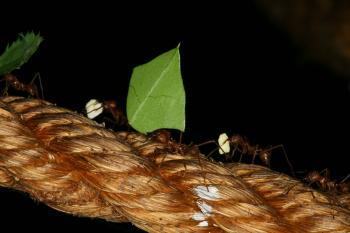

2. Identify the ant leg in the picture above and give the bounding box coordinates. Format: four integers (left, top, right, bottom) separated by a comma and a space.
196, 140, 216, 148
309, 190, 316, 199
0, 76, 11, 96
319, 168, 330, 178
102, 116, 118, 127
197, 154, 209, 192
206, 147, 219, 160
283, 183, 298, 195
238, 148, 244, 163
227, 146, 237, 162
340, 174, 350, 184
251, 151, 257, 164
31, 72, 43, 99
268, 144, 295, 177
147, 148, 169, 184
197, 140, 218, 159
1, 81, 9, 96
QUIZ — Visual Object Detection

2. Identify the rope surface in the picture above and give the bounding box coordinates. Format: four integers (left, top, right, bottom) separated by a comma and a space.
0, 96, 349, 232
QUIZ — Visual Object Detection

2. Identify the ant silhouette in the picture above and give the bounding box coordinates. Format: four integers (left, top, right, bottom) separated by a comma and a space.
1, 73, 43, 98
198, 133, 295, 176
305, 169, 350, 194
149, 129, 209, 190
85, 99, 129, 128
150, 129, 198, 155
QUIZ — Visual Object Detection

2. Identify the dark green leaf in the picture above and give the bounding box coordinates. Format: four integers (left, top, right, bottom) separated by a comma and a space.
0, 32, 43, 76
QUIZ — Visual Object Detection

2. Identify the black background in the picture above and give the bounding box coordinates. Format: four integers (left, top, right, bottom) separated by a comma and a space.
1, 2, 349, 232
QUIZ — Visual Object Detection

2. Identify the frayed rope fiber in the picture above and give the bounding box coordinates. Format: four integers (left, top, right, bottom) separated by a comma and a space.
0, 96, 349, 233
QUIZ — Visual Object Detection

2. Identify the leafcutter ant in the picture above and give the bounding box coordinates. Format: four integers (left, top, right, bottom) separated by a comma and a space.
85, 99, 129, 128
199, 133, 295, 176
1, 73, 43, 98
149, 129, 209, 190
150, 129, 198, 155
305, 169, 350, 194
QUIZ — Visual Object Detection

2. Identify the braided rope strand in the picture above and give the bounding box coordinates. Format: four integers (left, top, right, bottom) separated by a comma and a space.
0, 97, 349, 232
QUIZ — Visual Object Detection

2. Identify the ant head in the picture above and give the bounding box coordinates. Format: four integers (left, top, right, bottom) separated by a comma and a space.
305, 171, 320, 182
3, 73, 20, 87
151, 129, 171, 144
3, 73, 16, 81
104, 100, 117, 109
229, 134, 242, 144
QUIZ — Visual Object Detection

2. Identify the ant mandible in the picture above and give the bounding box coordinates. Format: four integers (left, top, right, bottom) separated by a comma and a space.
1, 73, 41, 98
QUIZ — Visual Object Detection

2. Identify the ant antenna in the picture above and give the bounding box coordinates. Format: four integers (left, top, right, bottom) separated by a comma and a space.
31, 72, 44, 99
264, 144, 295, 177
340, 174, 350, 184
196, 139, 223, 159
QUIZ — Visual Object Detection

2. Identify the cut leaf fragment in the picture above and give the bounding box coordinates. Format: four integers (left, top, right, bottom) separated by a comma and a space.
0, 32, 43, 76
127, 46, 185, 134
218, 133, 230, 154
85, 99, 103, 119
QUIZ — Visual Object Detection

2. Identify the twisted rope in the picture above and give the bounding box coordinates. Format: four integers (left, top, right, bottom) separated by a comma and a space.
0, 96, 349, 232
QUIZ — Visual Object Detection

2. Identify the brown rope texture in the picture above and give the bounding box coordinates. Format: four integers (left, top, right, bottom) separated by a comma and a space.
0, 96, 349, 233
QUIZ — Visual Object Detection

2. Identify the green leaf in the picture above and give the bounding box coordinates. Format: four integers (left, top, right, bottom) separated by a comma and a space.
127, 45, 185, 134
0, 32, 43, 76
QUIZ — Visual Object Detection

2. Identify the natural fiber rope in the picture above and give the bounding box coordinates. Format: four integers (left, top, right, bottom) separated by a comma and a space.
0, 96, 349, 232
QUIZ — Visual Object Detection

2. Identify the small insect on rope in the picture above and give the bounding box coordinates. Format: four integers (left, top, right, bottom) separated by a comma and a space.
1, 73, 43, 98
305, 168, 350, 194
85, 99, 129, 128
198, 133, 295, 177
